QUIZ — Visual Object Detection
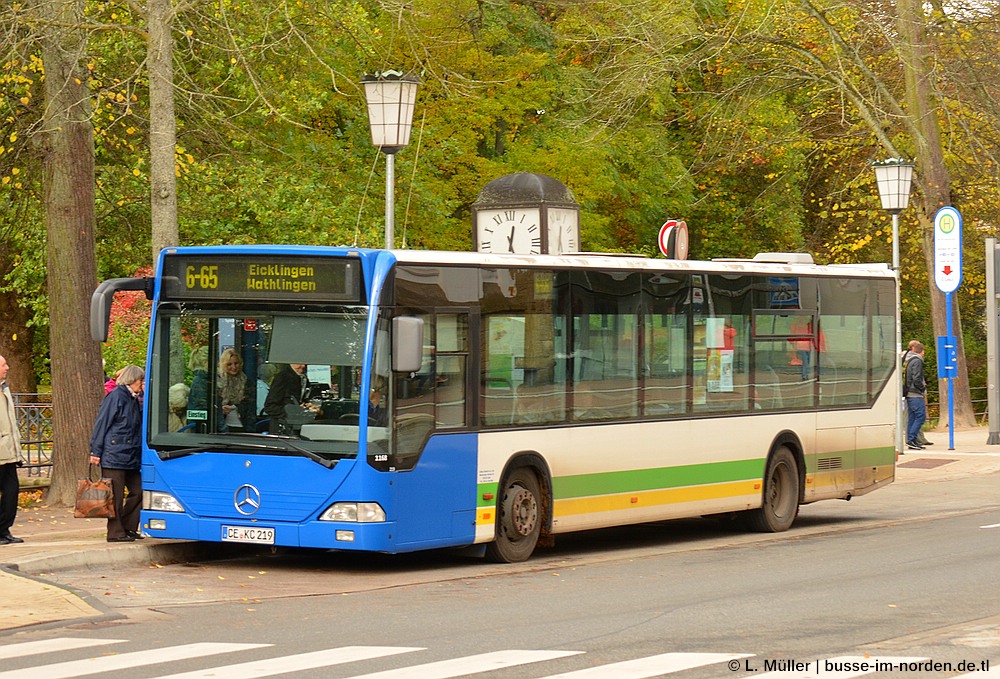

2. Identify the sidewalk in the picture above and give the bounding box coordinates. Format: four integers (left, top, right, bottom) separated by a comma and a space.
0, 499, 238, 633
2, 426, 1000, 635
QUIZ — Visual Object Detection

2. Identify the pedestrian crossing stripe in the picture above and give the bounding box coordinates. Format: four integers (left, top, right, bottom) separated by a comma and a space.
151, 647, 425, 679
331, 650, 582, 679
537, 652, 752, 678
0, 640, 993, 679
0, 638, 125, 661
0, 642, 267, 679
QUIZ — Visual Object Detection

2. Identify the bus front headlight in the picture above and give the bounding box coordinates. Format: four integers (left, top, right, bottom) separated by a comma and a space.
143, 490, 184, 512
320, 502, 386, 523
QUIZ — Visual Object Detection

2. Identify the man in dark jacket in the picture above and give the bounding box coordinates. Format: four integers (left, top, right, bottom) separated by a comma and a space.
902, 340, 929, 450
263, 364, 310, 433
90, 365, 144, 542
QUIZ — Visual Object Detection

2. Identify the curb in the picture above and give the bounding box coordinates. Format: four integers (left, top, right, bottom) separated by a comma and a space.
0, 565, 124, 635
6, 539, 260, 575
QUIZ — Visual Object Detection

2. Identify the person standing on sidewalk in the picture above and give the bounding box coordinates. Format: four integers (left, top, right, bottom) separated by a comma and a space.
0, 355, 25, 545
902, 340, 930, 450
89, 365, 145, 542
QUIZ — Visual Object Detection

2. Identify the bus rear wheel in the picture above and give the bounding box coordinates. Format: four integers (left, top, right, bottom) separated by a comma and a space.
744, 446, 799, 532
485, 468, 541, 563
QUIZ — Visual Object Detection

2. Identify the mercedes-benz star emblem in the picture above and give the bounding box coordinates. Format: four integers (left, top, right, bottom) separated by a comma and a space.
234, 484, 262, 516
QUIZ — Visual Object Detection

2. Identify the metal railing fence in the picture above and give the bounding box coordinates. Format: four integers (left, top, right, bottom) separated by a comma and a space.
12, 393, 53, 477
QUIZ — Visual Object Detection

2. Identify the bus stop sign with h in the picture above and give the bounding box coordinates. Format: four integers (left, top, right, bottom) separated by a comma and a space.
933, 206, 961, 450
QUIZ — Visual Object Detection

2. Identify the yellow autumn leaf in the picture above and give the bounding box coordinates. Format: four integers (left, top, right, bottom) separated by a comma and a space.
132, 169, 141, 177
8, 132, 16, 142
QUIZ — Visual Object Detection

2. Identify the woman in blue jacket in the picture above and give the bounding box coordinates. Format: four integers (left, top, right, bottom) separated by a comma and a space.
89, 365, 145, 542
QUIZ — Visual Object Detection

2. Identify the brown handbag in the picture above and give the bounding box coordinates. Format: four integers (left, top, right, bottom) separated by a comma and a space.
74, 465, 116, 519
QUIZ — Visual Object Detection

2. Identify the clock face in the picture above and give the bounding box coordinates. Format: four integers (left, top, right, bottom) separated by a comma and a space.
547, 207, 579, 255
476, 208, 542, 254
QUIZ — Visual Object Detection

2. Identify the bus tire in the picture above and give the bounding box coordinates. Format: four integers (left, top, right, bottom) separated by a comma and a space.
744, 446, 799, 533
485, 467, 542, 563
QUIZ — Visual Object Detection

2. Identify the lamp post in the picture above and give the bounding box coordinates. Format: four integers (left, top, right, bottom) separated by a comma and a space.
873, 158, 915, 458
362, 71, 420, 250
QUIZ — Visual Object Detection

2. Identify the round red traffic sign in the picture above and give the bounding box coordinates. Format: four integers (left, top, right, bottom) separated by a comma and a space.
658, 220, 689, 259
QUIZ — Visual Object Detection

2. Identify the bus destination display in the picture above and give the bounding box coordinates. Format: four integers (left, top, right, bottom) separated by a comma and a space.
161, 255, 360, 302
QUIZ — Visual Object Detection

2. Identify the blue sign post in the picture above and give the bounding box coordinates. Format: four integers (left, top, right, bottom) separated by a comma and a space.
933, 206, 962, 449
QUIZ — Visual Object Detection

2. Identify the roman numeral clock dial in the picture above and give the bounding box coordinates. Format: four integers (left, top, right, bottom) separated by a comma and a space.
546, 207, 580, 255
475, 208, 542, 254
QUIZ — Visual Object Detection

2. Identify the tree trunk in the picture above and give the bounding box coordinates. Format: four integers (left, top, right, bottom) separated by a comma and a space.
40, 0, 104, 505
148, 0, 179, 260
897, 0, 976, 428
0, 283, 36, 395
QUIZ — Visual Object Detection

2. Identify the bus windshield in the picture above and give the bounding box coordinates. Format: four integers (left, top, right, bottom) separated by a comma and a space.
146, 306, 388, 462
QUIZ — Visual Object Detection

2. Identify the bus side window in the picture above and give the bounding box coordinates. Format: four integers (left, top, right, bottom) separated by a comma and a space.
434, 314, 468, 429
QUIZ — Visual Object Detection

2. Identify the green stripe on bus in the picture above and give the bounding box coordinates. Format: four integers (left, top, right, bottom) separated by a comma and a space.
475, 447, 895, 507
551, 458, 767, 499
476, 459, 767, 506
854, 445, 896, 467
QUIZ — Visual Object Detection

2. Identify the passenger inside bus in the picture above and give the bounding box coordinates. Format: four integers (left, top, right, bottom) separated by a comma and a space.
368, 376, 387, 426
263, 363, 316, 433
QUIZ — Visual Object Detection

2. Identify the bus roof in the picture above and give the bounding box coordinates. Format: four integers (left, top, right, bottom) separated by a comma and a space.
158, 245, 893, 280
390, 249, 894, 279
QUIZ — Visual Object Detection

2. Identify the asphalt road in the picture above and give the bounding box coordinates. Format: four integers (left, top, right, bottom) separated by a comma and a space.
5, 464, 998, 679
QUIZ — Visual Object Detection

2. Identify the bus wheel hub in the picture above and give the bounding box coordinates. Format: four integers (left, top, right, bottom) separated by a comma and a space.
506, 485, 537, 537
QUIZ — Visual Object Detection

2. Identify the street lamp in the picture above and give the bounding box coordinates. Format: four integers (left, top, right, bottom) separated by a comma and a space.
362, 71, 421, 250
873, 159, 915, 271
873, 158, 915, 458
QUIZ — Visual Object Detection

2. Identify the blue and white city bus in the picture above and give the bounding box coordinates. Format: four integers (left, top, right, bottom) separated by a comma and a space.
91, 246, 897, 562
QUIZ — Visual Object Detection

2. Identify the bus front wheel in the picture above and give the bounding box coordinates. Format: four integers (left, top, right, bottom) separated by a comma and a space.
485, 468, 541, 563
744, 446, 799, 532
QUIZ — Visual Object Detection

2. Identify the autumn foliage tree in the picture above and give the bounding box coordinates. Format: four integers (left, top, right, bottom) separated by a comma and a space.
1, 0, 999, 499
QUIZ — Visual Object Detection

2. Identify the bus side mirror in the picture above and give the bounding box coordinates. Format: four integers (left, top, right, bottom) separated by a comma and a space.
90, 277, 154, 342
392, 316, 424, 374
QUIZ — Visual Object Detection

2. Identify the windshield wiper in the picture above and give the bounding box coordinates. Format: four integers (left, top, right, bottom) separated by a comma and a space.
158, 434, 337, 469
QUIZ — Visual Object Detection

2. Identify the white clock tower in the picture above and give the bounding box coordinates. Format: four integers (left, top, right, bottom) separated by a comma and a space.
472, 173, 580, 255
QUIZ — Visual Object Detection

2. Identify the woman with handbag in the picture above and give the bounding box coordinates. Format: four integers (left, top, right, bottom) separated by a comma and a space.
89, 365, 145, 542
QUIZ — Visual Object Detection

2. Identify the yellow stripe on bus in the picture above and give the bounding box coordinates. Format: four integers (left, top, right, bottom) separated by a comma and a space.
552, 480, 761, 517
475, 480, 760, 527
